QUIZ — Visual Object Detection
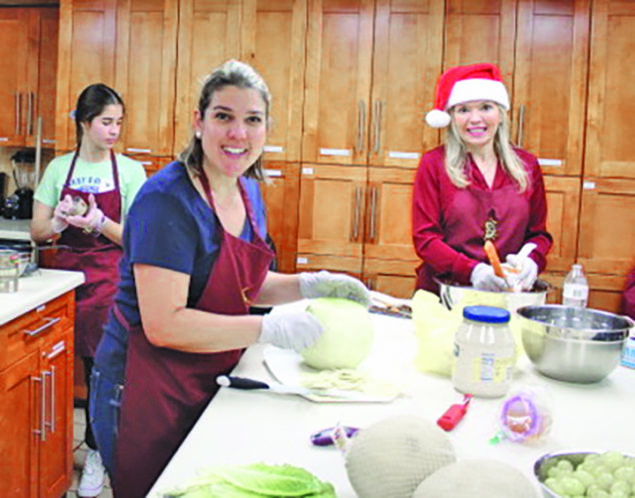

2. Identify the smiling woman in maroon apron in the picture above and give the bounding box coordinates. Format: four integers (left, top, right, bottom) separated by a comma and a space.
31, 83, 147, 497
90, 60, 370, 497
412, 63, 553, 294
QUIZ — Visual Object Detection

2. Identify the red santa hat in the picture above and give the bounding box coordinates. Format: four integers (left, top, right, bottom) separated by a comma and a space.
425, 63, 510, 128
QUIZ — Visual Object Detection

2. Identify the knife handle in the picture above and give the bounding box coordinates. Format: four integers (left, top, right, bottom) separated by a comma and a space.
216, 375, 270, 390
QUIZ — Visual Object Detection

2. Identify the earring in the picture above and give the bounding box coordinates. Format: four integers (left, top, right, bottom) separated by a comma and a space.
195, 131, 202, 139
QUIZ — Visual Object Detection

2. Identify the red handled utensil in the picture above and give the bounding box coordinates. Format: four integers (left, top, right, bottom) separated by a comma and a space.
437, 393, 473, 431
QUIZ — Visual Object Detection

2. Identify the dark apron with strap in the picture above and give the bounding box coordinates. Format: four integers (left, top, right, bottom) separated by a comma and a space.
113, 172, 273, 497
43, 151, 122, 357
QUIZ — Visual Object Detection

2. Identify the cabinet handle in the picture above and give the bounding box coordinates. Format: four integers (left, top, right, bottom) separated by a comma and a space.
15, 93, 20, 135
45, 367, 56, 433
23, 317, 60, 338
351, 186, 362, 241
516, 105, 525, 147
31, 374, 47, 441
356, 100, 365, 153
26, 92, 33, 136
372, 100, 382, 154
369, 185, 378, 242
127, 147, 152, 154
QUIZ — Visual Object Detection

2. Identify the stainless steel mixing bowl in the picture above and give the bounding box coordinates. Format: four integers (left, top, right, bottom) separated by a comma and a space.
436, 278, 550, 312
517, 305, 633, 383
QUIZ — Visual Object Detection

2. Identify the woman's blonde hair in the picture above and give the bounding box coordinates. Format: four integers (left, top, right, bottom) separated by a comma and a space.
179, 60, 271, 180
444, 103, 528, 191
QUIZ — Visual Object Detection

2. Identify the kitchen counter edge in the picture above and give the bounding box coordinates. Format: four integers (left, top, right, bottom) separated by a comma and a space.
1, 269, 85, 326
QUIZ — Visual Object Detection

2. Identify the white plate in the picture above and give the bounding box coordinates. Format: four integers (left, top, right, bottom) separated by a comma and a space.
263, 345, 398, 403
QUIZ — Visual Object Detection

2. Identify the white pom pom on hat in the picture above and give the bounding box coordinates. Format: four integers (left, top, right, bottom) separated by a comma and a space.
425, 63, 510, 128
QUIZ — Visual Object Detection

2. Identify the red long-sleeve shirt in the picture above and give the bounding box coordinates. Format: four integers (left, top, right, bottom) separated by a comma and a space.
412, 145, 552, 293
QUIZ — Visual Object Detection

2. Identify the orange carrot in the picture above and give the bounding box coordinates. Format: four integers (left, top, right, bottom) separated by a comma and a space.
484, 240, 505, 278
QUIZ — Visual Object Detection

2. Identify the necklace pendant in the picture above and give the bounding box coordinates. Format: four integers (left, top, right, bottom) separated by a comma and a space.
483, 209, 499, 241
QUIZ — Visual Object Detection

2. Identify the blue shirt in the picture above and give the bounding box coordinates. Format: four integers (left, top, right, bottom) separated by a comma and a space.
95, 161, 267, 380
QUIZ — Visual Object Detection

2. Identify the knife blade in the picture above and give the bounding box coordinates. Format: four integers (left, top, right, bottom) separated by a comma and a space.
216, 375, 370, 400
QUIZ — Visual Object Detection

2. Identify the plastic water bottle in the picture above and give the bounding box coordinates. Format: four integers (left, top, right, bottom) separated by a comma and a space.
562, 264, 589, 307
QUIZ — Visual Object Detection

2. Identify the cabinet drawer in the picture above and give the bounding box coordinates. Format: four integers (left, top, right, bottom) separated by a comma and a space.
0, 292, 74, 371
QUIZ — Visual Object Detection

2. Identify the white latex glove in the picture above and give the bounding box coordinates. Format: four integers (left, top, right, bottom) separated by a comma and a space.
259, 312, 324, 353
470, 263, 508, 291
66, 194, 106, 234
506, 253, 538, 291
52, 194, 74, 233
299, 270, 370, 307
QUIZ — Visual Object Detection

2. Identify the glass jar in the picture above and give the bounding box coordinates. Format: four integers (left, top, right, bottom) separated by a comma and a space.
452, 305, 515, 398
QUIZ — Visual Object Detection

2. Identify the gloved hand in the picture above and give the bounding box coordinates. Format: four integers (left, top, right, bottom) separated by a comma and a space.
66, 194, 106, 234
470, 263, 508, 291
259, 312, 324, 353
299, 270, 370, 307
52, 194, 74, 233
505, 253, 538, 291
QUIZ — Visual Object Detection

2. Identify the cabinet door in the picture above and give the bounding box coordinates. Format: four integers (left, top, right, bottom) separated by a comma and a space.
543, 175, 581, 273
174, 0, 242, 154
0, 8, 29, 146
55, 0, 118, 151
369, 0, 443, 168
38, 333, 73, 498
513, 0, 589, 176
34, 7, 60, 147
0, 352, 39, 497
241, 0, 307, 163
261, 162, 300, 274
115, 0, 178, 157
302, 0, 375, 165
577, 178, 635, 276
364, 167, 417, 262
585, 0, 635, 179
297, 164, 367, 259
444, 0, 516, 82
363, 258, 416, 299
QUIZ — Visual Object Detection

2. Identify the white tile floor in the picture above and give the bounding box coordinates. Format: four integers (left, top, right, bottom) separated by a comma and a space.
70, 407, 113, 498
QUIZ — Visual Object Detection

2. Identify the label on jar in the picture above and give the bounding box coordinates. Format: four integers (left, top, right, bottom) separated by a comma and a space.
473, 353, 513, 383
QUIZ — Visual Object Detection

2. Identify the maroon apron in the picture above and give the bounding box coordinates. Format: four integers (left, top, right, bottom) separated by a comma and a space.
44, 151, 122, 357
417, 162, 530, 292
113, 171, 274, 498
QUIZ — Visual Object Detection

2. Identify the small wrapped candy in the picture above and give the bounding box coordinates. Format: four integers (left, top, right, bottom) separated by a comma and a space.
490, 386, 552, 444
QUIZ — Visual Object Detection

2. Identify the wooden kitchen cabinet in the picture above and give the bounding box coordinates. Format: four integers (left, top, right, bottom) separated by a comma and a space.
543, 175, 581, 273
261, 161, 301, 274
297, 164, 418, 298
577, 178, 635, 277
0, 6, 59, 148
513, 0, 590, 176
55, 0, 117, 151
585, 0, 635, 179
302, 0, 443, 169
0, 292, 75, 498
297, 164, 367, 264
114, 0, 178, 157
241, 0, 307, 163
174, 0, 242, 153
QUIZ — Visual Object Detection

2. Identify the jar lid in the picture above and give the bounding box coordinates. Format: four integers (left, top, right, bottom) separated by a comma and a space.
463, 305, 510, 323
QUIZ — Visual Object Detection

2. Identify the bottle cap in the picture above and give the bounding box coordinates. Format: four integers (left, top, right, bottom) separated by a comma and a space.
463, 305, 510, 323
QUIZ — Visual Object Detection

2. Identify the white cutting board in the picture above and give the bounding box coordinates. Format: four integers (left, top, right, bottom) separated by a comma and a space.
263, 345, 398, 403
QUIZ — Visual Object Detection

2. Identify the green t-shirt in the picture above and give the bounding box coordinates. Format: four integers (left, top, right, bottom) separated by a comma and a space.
34, 152, 147, 218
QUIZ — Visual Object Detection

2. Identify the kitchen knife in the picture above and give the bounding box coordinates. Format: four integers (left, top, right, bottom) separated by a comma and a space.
216, 375, 371, 401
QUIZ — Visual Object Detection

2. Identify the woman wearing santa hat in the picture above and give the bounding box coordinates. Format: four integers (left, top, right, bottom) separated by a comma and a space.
412, 62, 552, 294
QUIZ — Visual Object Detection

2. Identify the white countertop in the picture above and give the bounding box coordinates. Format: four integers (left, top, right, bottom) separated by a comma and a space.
0, 219, 31, 240
0, 268, 85, 325
148, 302, 635, 497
